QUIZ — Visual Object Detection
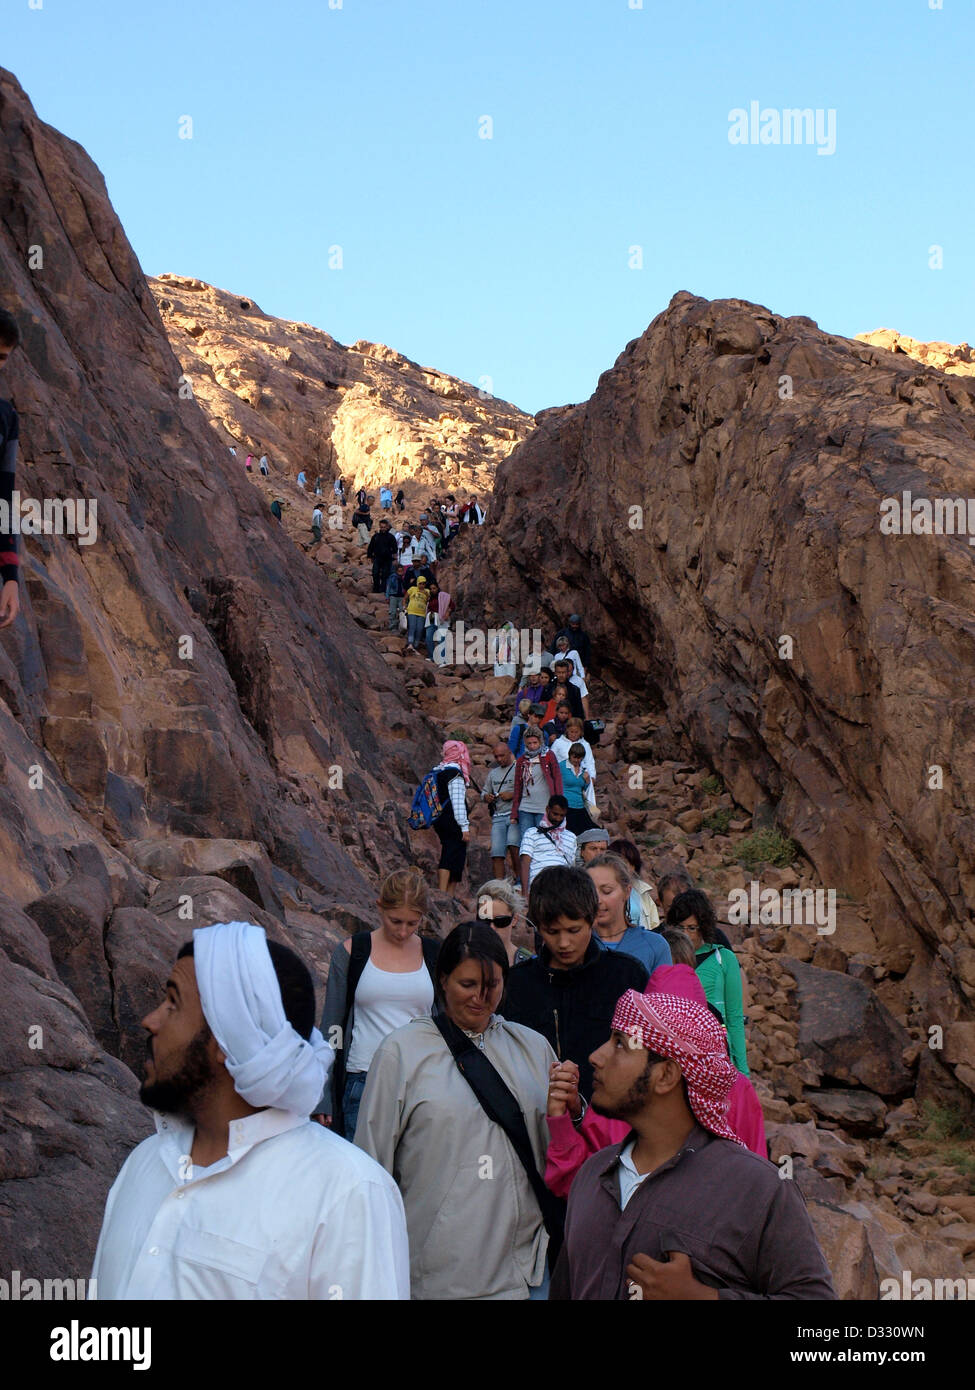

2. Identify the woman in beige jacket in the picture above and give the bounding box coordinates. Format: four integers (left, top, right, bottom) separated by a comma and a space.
355, 922, 556, 1300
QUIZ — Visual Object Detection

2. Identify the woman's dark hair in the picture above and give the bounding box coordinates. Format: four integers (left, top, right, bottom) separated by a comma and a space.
538, 668, 553, 684
609, 838, 642, 875
177, 938, 316, 1040
666, 889, 718, 943
0, 308, 21, 348
568, 742, 585, 760
436, 922, 509, 1002
529, 865, 598, 930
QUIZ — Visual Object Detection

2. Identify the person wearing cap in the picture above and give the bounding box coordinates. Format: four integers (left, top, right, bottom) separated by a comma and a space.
543, 964, 767, 1199
404, 574, 430, 652
577, 826, 610, 864
91, 921, 409, 1299
548, 982, 834, 1300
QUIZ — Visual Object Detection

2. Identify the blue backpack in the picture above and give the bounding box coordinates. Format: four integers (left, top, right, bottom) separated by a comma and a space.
408, 770, 445, 828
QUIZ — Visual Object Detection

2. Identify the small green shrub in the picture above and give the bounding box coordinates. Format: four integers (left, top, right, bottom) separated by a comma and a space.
701, 774, 723, 796
921, 1101, 975, 1144
704, 808, 735, 834
736, 828, 798, 868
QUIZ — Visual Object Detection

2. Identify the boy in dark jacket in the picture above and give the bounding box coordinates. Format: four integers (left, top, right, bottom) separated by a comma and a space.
504, 866, 648, 1101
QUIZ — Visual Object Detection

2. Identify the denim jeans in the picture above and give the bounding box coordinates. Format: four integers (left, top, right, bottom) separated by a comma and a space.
343, 1071, 368, 1140
517, 810, 545, 843
388, 595, 403, 630
406, 613, 426, 647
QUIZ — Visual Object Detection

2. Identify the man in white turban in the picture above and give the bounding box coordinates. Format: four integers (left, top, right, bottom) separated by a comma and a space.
92, 921, 409, 1299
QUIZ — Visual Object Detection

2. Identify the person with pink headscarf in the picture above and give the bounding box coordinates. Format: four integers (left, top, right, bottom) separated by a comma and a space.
544, 965, 766, 1199
432, 740, 471, 896
547, 970, 835, 1300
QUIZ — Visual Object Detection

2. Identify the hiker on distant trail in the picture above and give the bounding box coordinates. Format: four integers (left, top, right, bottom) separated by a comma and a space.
297, 470, 308, 490
482, 742, 517, 879
314, 475, 322, 495
476, 880, 533, 966
386, 564, 406, 632
367, 518, 398, 593
352, 498, 373, 545
543, 965, 768, 1209
259, 454, 270, 476
542, 700, 574, 746
404, 575, 430, 653
462, 496, 485, 525
354, 923, 557, 1300
608, 839, 660, 930
657, 872, 732, 947
503, 867, 648, 1103
587, 854, 671, 974
395, 487, 406, 513
270, 499, 283, 522
491, 620, 518, 681
547, 974, 833, 1300
0, 308, 23, 631
311, 505, 323, 545
380, 484, 393, 511
551, 660, 587, 720
334, 476, 347, 506
229, 445, 237, 457
559, 742, 598, 836
245, 453, 253, 472
430, 738, 471, 895
510, 728, 563, 844
91, 922, 409, 1299
550, 613, 592, 672
667, 889, 749, 1075
519, 796, 578, 899
315, 869, 439, 1140
549, 717, 596, 784
553, 636, 591, 719
357, 486, 368, 509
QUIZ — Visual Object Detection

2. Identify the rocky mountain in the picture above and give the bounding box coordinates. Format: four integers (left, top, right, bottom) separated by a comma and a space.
150, 274, 532, 496
857, 328, 975, 378
0, 66, 451, 1276
456, 291, 975, 1113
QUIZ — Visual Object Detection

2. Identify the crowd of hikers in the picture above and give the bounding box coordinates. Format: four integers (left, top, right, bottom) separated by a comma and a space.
84, 461, 836, 1301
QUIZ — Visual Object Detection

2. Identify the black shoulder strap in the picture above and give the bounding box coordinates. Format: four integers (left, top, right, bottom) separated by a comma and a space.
420, 935, 441, 979
433, 1012, 564, 1262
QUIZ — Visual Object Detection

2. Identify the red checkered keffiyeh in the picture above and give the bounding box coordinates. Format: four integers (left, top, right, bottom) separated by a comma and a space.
611, 989, 745, 1146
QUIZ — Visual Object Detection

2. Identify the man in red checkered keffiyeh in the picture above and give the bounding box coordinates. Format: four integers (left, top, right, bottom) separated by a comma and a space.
608, 987, 744, 1145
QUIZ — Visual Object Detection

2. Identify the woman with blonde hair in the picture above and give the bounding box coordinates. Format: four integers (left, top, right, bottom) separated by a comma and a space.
315, 867, 440, 1138
586, 853, 671, 975
475, 878, 533, 965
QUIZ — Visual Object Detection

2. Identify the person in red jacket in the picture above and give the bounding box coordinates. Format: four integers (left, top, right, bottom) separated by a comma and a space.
509, 728, 563, 847
544, 963, 767, 1199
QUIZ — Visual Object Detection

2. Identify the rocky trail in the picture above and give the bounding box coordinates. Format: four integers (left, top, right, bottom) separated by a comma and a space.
259, 474, 975, 1300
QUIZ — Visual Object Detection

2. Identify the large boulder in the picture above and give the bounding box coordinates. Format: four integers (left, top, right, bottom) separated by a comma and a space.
127, 836, 283, 917
781, 958, 914, 1098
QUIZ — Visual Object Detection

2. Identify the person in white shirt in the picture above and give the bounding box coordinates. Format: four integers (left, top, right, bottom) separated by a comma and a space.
549, 718, 597, 785
519, 796, 578, 899
91, 921, 409, 1300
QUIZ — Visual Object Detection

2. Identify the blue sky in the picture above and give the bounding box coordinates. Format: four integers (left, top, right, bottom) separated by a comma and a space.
4, 0, 971, 414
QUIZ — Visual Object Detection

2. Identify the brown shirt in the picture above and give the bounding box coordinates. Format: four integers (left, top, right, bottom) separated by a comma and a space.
550, 1123, 836, 1300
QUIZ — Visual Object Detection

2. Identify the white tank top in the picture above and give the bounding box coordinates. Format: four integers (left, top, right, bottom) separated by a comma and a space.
346, 955, 435, 1073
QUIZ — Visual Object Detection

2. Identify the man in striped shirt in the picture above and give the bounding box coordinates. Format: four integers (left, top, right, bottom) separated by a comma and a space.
519, 796, 578, 898
0, 307, 21, 632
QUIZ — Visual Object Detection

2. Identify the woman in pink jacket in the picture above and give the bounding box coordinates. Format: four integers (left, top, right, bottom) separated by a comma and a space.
509, 728, 563, 844
543, 963, 767, 1198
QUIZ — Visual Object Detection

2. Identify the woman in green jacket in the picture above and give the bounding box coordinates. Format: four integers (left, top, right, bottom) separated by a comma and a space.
666, 889, 750, 1075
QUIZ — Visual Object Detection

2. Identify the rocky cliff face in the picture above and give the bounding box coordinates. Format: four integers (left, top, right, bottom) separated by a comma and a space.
457, 292, 975, 1100
150, 274, 532, 496
0, 66, 446, 1275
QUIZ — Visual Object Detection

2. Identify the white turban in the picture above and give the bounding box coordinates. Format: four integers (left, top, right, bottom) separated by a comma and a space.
193, 921, 333, 1115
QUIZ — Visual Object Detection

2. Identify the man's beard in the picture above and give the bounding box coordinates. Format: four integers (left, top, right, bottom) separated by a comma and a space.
591, 1057, 656, 1121
140, 1025, 215, 1116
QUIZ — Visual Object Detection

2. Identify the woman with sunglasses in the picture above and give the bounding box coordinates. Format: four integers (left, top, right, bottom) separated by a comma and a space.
475, 878, 534, 964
